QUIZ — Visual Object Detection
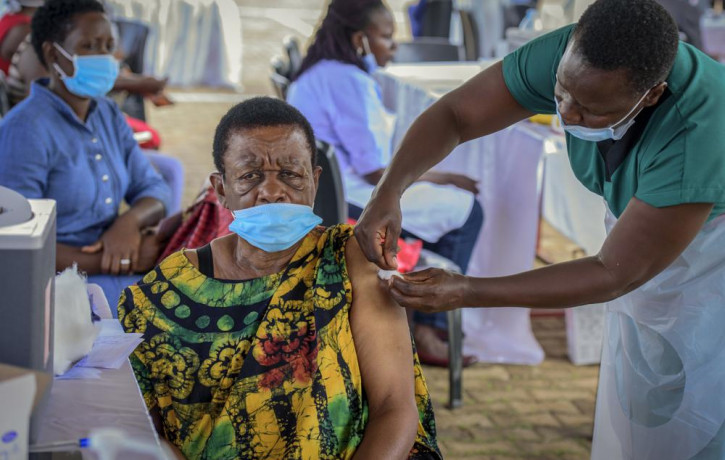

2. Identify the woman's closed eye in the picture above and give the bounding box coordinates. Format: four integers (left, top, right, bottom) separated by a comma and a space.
240, 171, 263, 181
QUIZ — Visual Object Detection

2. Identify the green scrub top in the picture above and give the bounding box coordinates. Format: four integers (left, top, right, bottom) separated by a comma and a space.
502, 25, 725, 221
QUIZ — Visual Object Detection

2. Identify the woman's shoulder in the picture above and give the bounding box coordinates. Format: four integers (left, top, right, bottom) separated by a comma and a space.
320, 224, 355, 250
303, 59, 371, 83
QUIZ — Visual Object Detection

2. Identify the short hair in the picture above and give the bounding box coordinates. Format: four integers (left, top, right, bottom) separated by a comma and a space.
295, 0, 388, 79
573, 0, 679, 94
213, 97, 317, 174
31, 0, 106, 68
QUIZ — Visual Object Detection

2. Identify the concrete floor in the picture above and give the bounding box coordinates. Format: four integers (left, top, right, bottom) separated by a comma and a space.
144, 2, 600, 458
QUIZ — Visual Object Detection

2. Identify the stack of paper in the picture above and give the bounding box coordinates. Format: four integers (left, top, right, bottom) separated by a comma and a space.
56, 320, 143, 380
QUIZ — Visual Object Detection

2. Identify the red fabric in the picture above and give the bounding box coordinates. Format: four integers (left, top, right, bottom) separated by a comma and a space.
124, 114, 162, 150
157, 187, 231, 262
346, 218, 423, 273
0, 13, 31, 74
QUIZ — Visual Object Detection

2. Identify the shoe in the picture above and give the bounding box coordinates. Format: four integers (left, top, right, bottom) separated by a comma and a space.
417, 349, 478, 368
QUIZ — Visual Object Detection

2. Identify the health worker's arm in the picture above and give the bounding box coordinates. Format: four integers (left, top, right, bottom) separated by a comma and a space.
387, 198, 713, 311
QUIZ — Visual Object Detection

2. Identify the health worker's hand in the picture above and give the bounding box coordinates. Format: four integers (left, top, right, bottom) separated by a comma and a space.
385, 268, 469, 312
354, 190, 402, 270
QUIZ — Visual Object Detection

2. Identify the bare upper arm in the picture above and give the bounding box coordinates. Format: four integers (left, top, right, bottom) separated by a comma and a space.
345, 236, 417, 415
441, 61, 535, 143
0, 26, 29, 62
599, 198, 713, 295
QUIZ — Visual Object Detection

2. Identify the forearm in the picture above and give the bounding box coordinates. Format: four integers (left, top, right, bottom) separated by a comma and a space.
56, 243, 102, 275
119, 197, 165, 230
352, 406, 418, 460
113, 74, 158, 94
465, 256, 636, 309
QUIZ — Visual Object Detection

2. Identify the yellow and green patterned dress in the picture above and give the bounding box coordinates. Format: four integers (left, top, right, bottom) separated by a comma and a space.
119, 225, 441, 459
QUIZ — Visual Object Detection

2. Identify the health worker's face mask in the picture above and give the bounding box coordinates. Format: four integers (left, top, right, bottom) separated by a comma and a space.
53, 43, 120, 99
555, 88, 650, 142
360, 35, 379, 73
228, 203, 322, 253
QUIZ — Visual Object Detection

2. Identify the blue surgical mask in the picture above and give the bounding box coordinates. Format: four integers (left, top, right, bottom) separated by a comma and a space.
360, 35, 379, 73
554, 89, 650, 142
228, 203, 322, 253
53, 43, 120, 99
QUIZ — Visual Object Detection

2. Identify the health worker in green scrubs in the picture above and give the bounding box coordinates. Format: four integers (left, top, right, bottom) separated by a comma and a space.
354, 0, 725, 458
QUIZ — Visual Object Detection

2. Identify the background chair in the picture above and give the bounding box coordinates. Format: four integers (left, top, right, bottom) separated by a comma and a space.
143, 151, 185, 215
0, 72, 10, 119
413, 249, 464, 409
419, 0, 454, 38
283, 36, 303, 80
269, 55, 291, 99
393, 37, 464, 63
113, 18, 152, 121
458, 10, 480, 61
313, 140, 347, 227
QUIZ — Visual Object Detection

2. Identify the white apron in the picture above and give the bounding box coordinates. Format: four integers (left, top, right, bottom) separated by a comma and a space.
591, 209, 725, 460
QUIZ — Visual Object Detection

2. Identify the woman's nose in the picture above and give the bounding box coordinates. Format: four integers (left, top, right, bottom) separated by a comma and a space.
257, 178, 287, 204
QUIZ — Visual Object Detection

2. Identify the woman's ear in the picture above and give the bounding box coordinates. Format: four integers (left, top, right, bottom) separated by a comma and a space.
41, 41, 57, 71
210, 172, 228, 209
351, 30, 365, 55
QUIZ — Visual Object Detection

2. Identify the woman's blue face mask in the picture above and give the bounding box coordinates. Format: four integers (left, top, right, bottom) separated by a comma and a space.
53, 43, 120, 99
228, 203, 322, 253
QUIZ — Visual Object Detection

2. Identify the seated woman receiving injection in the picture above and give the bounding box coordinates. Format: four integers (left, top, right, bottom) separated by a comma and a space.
119, 97, 441, 460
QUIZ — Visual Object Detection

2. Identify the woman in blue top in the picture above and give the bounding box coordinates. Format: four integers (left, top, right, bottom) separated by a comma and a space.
287, 0, 483, 368
356, 0, 725, 457
0, 0, 171, 308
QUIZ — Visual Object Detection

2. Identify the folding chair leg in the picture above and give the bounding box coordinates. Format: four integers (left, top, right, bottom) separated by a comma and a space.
447, 308, 463, 409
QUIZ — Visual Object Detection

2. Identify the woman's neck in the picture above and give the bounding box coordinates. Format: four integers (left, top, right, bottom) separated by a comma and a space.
48, 79, 92, 122
215, 235, 302, 280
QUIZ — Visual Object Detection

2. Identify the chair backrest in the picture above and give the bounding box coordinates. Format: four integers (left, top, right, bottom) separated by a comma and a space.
269, 55, 291, 99
393, 37, 463, 63
458, 10, 480, 61
313, 140, 347, 227
420, 0, 453, 38
113, 18, 150, 74
283, 36, 303, 79
0, 71, 11, 118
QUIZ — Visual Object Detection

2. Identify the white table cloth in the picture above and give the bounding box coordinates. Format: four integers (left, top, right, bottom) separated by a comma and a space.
105, 0, 243, 88
376, 62, 545, 364
35, 285, 158, 459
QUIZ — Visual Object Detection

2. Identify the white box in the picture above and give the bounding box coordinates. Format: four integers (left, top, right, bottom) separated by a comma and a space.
0, 363, 52, 459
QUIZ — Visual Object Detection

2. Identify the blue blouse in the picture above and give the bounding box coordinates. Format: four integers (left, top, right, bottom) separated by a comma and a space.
0, 80, 171, 246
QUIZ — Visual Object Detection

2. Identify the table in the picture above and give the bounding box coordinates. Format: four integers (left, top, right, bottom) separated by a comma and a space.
104, 0, 243, 88
376, 62, 546, 365
34, 285, 159, 459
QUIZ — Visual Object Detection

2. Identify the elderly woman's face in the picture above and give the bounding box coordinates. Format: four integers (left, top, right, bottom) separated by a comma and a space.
215, 125, 321, 211
49, 11, 115, 77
